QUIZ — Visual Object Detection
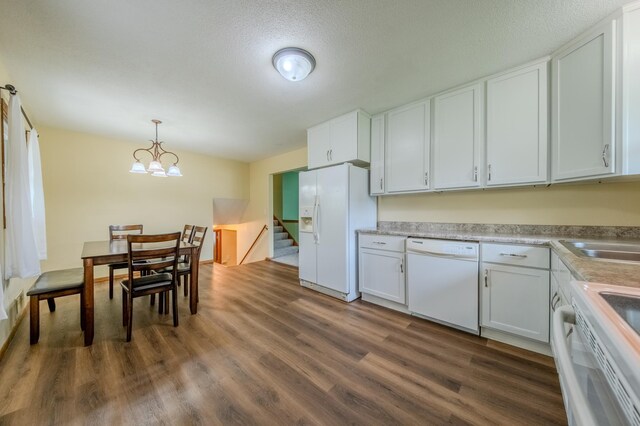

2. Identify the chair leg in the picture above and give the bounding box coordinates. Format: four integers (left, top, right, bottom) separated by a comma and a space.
30, 296, 39, 345
80, 292, 86, 331
150, 294, 155, 306
109, 267, 114, 299
122, 288, 128, 326
46, 298, 56, 312
172, 287, 179, 327
164, 291, 169, 314
126, 295, 133, 342
183, 275, 189, 297
158, 293, 164, 314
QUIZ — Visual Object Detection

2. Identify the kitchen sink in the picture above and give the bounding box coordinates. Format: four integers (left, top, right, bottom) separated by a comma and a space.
600, 292, 640, 337
559, 240, 640, 263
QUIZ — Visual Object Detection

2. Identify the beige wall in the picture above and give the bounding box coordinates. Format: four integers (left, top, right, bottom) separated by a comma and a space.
234, 147, 307, 263
378, 180, 640, 226
38, 126, 249, 276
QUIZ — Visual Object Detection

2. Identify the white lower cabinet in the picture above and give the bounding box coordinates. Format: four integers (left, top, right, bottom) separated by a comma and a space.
358, 235, 406, 306
481, 263, 550, 342
359, 249, 405, 304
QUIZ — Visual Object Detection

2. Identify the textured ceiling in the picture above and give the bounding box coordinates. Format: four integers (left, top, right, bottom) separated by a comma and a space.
0, 0, 629, 162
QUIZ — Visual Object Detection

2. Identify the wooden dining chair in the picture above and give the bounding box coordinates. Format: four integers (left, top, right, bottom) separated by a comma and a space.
121, 232, 181, 342
158, 225, 208, 313
150, 224, 194, 307
178, 226, 207, 297
108, 224, 143, 299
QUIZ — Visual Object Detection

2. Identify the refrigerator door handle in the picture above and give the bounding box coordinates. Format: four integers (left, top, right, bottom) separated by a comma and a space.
312, 196, 319, 244
315, 201, 320, 244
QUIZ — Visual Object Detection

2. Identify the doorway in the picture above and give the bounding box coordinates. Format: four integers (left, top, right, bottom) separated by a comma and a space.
271, 170, 300, 267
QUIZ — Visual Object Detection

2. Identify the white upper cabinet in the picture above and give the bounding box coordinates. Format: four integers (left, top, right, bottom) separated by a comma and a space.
432, 83, 483, 190
385, 101, 431, 193
622, 3, 640, 176
486, 61, 549, 186
307, 110, 371, 170
551, 20, 616, 181
370, 114, 385, 195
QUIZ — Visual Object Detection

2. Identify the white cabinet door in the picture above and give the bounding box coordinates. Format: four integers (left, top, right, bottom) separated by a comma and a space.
552, 20, 616, 181
307, 111, 371, 170
359, 249, 405, 303
307, 124, 332, 170
370, 115, 385, 195
487, 62, 548, 186
330, 111, 358, 164
316, 166, 349, 293
385, 102, 430, 192
433, 84, 482, 190
481, 263, 550, 342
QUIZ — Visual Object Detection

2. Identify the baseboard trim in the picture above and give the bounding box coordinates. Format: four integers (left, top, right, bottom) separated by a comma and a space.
0, 304, 27, 362
481, 327, 552, 356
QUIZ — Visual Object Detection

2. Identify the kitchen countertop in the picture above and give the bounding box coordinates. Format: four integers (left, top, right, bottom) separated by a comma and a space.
358, 224, 640, 289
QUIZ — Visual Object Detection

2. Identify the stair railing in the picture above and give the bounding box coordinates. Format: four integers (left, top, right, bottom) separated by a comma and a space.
239, 224, 268, 265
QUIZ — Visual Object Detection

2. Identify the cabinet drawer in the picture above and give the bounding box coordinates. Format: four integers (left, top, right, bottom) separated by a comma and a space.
481, 243, 550, 269
359, 234, 405, 252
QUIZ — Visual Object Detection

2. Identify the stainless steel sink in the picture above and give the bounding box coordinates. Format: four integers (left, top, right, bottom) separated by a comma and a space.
559, 240, 640, 263
600, 292, 640, 336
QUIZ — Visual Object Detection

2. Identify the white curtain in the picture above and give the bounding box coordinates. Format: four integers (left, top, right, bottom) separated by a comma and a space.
4, 94, 40, 280
27, 129, 47, 260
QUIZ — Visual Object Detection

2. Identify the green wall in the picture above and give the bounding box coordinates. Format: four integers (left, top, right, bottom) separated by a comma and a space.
282, 172, 299, 221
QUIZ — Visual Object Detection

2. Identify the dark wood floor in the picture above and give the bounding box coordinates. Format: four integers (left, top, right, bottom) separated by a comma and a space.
0, 261, 567, 425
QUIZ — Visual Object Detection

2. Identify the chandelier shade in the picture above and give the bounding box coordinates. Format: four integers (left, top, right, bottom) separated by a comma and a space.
129, 119, 182, 177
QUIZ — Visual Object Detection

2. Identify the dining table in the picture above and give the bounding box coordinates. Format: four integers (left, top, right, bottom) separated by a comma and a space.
80, 239, 200, 346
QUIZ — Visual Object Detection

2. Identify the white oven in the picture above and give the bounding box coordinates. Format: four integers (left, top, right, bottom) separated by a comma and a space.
552, 283, 640, 425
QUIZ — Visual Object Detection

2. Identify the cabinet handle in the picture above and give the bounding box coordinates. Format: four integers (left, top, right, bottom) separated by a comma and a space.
551, 292, 559, 311
487, 164, 492, 181
552, 292, 561, 312
372, 241, 387, 245
484, 269, 489, 287
326, 150, 330, 161
400, 261, 403, 273
329, 149, 333, 161
499, 253, 528, 258
424, 172, 429, 186
473, 166, 478, 182
380, 178, 383, 190
602, 144, 609, 168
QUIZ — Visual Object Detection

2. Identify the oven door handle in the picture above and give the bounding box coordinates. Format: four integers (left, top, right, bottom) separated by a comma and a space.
552, 305, 598, 426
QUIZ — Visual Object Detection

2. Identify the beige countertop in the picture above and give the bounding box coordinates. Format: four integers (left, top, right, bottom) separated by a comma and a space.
358, 228, 640, 289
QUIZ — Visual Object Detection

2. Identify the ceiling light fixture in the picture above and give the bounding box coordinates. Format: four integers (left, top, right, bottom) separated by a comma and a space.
129, 119, 182, 177
272, 47, 316, 82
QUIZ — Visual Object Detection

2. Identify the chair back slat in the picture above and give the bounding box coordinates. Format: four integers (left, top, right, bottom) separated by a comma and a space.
110, 224, 143, 241
183, 226, 208, 264
127, 233, 181, 280
179, 225, 195, 262
192, 226, 208, 252
182, 225, 195, 243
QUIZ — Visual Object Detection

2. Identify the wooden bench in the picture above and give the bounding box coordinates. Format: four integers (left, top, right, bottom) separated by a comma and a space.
27, 268, 85, 344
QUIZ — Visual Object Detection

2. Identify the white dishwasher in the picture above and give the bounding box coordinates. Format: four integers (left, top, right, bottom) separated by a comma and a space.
407, 238, 479, 334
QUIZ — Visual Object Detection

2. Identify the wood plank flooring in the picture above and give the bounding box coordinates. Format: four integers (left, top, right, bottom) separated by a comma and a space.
0, 261, 567, 425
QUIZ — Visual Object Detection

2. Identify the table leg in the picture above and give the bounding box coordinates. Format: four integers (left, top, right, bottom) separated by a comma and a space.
83, 258, 95, 346
190, 251, 199, 314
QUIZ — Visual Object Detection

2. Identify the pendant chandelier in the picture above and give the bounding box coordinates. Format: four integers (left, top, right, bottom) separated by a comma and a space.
129, 119, 182, 177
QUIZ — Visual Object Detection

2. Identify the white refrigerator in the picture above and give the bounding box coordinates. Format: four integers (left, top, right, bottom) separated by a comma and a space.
298, 163, 377, 302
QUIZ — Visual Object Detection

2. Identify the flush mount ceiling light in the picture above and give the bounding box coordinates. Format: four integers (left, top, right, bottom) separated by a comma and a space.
272, 47, 316, 82
129, 119, 182, 177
